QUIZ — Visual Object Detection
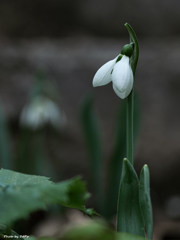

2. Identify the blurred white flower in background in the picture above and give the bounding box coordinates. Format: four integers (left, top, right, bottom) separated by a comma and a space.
20, 96, 66, 130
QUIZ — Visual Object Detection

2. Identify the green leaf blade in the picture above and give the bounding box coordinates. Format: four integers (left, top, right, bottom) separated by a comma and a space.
0, 168, 52, 187
81, 95, 102, 168
106, 100, 126, 218
0, 169, 90, 225
0, 107, 12, 169
139, 165, 153, 240
117, 159, 145, 237
80, 95, 103, 213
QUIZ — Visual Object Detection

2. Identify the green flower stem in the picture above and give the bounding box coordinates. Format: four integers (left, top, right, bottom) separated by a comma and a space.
126, 89, 134, 165
117, 23, 139, 232
124, 23, 139, 165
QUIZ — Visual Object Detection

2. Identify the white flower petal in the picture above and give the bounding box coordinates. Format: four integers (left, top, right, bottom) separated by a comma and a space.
111, 55, 133, 93
112, 77, 133, 99
92, 56, 117, 87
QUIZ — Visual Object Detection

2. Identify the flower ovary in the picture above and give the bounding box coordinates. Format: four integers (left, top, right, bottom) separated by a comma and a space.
121, 44, 133, 58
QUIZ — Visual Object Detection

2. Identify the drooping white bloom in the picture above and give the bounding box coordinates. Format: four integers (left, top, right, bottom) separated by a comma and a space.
92, 55, 133, 99
20, 96, 66, 130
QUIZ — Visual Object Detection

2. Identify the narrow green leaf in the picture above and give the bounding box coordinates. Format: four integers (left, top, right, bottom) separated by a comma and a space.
81, 95, 102, 162
0, 169, 90, 225
139, 165, 153, 240
80, 95, 103, 213
0, 106, 12, 169
15, 128, 34, 174
106, 100, 126, 218
117, 159, 145, 236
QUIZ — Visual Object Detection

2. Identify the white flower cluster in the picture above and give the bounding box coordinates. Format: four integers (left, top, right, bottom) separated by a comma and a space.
20, 96, 66, 130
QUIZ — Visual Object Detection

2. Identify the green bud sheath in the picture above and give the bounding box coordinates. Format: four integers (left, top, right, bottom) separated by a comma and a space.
121, 44, 133, 58
116, 54, 123, 63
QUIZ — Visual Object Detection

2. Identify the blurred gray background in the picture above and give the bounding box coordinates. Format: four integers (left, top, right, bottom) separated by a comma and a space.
1, 0, 180, 238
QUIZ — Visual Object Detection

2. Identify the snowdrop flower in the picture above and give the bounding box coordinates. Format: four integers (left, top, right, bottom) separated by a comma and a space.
20, 96, 66, 130
93, 44, 134, 99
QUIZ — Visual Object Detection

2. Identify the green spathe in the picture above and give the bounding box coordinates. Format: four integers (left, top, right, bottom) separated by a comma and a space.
117, 158, 145, 236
